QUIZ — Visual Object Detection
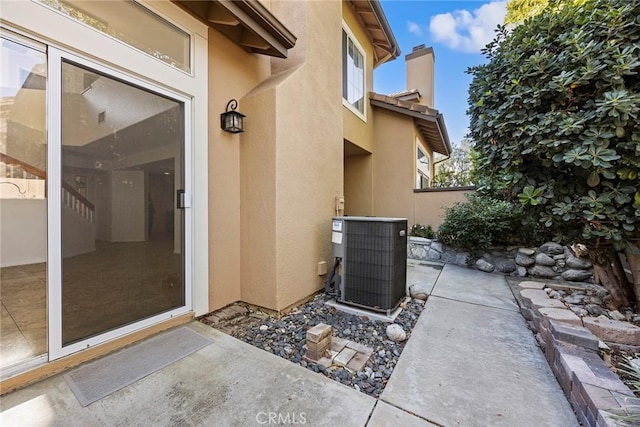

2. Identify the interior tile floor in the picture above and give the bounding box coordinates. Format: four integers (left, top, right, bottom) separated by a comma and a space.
1, 234, 182, 371
1, 262, 46, 368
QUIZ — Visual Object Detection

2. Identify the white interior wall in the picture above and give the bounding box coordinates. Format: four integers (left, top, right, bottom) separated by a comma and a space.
0, 199, 46, 267
110, 170, 145, 242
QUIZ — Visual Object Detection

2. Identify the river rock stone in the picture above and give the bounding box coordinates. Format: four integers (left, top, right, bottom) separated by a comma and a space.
528, 265, 556, 278
455, 252, 470, 265
535, 253, 556, 266
475, 258, 495, 273
386, 324, 406, 342
513, 266, 527, 277
585, 304, 607, 317
494, 258, 516, 273
409, 283, 430, 301
566, 253, 592, 270
540, 242, 564, 255
564, 294, 586, 305
410, 246, 427, 260
561, 269, 592, 282
515, 253, 535, 267
518, 248, 536, 256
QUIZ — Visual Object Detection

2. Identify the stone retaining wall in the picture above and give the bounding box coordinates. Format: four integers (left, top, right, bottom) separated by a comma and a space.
517, 281, 636, 427
408, 237, 594, 282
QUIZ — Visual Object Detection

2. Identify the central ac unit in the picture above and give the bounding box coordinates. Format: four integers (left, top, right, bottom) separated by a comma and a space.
330, 216, 407, 314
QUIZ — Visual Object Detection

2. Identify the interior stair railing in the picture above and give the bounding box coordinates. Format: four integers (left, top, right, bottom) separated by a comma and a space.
0, 152, 94, 223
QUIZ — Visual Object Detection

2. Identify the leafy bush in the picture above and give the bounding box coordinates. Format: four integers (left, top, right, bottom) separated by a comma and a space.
468, 0, 640, 249
437, 194, 524, 253
409, 224, 436, 239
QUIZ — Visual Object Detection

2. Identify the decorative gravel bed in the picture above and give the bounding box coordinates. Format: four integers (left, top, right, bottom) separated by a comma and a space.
201, 293, 425, 398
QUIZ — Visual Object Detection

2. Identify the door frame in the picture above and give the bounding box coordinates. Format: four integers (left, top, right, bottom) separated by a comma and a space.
47, 47, 194, 360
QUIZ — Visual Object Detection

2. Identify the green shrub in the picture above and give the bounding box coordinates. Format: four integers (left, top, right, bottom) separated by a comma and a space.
468, 0, 640, 249
437, 194, 523, 253
409, 223, 435, 239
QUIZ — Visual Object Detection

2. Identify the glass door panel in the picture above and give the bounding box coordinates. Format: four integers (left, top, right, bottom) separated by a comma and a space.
60, 60, 184, 346
0, 35, 48, 370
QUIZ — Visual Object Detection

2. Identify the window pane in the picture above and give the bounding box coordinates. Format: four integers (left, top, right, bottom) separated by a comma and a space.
37, 0, 190, 72
60, 60, 185, 345
417, 146, 430, 189
342, 30, 364, 114
0, 36, 48, 367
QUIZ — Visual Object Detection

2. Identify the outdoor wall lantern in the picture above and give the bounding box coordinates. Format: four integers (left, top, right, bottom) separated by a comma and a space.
220, 99, 245, 133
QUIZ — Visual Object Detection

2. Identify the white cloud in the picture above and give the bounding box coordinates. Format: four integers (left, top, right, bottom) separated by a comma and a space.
429, 1, 507, 53
407, 21, 423, 37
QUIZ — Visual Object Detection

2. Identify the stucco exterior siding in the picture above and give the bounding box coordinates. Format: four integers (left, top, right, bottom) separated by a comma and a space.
413, 187, 475, 230
208, 28, 271, 311
240, 0, 343, 311
372, 108, 414, 220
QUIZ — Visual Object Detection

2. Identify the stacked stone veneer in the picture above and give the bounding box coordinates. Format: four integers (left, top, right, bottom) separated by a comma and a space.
408, 238, 594, 282
518, 281, 637, 426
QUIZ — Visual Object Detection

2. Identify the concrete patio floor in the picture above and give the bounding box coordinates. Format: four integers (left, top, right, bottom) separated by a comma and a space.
0, 261, 578, 426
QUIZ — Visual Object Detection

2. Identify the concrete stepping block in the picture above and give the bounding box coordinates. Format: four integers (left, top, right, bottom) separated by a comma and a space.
205, 314, 221, 324
346, 352, 370, 372
518, 281, 546, 290
538, 307, 582, 326
583, 315, 640, 346
548, 320, 599, 350
334, 347, 357, 367
520, 289, 566, 310
229, 305, 249, 315
345, 341, 373, 356
217, 307, 238, 320
307, 323, 332, 342
330, 337, 349, 353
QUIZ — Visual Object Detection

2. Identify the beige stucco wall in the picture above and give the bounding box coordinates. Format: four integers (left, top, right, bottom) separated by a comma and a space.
240, 0, 343, 311
372, 108, 415, 221
341, 2, 375, 153
344, 150, 373, 216
414, 188, 474, 230
369, 107, 469, 232
208, 28, 271, 311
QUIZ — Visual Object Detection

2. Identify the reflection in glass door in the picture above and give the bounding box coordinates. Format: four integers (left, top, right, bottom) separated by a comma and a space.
0, 35, 48, 371
59, 60, 185, 346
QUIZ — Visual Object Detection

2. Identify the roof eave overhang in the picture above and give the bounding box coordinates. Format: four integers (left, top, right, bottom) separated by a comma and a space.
348, 0, 400, 67
370, 96, 452, 156
178, 0, 296, 58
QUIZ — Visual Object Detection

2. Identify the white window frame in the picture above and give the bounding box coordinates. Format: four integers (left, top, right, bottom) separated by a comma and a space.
342, 22, 367, 122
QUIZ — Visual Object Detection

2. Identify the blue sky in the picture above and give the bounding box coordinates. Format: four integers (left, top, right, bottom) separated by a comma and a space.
374, 1, 508, 147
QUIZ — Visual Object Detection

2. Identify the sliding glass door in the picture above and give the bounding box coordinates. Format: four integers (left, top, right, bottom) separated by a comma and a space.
60, 59, 186, 345
48, 49, 191, 359
0, 33, 48, 371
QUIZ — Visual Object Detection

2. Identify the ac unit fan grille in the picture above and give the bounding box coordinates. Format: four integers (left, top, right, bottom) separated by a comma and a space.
342, 220, 407, 311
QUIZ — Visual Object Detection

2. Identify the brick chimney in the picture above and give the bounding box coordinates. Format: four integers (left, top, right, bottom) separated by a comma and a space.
405, 44, 435, 108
